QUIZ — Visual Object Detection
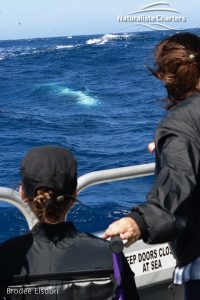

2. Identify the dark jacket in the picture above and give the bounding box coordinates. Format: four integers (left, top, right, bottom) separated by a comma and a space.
0, 222, 139, 300
130, 93, 200, 267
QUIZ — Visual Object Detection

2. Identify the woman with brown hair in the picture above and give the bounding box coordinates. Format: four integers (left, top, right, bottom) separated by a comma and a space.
103, 32, 200, 299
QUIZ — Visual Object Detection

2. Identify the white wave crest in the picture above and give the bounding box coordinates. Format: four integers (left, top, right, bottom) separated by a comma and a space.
86, 33, 132, 45
59, 87, 99, 106
56, 45, 74, 50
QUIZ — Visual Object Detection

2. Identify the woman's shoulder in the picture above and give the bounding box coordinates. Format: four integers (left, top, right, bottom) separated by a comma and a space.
157, 93, 200, 134
155, 93, 200, 150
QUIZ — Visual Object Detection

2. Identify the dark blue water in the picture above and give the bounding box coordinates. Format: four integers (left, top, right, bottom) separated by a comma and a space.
0, 29, 199, 242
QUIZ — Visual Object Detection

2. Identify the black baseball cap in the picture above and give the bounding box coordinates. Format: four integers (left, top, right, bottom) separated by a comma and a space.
20, 146, 77, 200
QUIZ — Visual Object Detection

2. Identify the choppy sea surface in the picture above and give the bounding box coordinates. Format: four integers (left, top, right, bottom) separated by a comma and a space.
0, 28, 199, 242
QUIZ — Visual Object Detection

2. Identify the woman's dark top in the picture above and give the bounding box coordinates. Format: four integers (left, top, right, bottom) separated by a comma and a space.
0, 221, 138, 299
130, 93, 200, 267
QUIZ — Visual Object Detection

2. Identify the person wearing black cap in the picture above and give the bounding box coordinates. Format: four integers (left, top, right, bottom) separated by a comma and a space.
20, 145, 78, 225
0, 145, 139, 300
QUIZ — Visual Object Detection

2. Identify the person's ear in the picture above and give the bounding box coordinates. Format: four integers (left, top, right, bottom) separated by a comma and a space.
19, 185, 28, 203
196, 78, 200, 91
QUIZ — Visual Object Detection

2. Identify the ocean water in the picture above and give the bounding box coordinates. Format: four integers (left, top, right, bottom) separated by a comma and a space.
0, 29, 199, 242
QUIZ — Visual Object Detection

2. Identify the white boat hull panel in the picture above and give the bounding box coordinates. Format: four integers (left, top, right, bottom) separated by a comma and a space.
124, 240, 184, 299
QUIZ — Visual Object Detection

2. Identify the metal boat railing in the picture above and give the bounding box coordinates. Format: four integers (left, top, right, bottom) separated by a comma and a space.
0, 162, 155, 229
77, 162, 155, 193
0, 188, 37, 229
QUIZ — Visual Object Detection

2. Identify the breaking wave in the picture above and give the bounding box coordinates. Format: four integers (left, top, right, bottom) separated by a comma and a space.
86, 33, 132, 45
0, 33, 133, 61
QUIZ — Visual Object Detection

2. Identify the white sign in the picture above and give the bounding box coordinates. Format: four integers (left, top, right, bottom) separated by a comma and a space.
125, 244, 176, 276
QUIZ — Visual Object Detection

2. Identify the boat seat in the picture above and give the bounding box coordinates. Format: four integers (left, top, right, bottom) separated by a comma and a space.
0, 270, 116, 299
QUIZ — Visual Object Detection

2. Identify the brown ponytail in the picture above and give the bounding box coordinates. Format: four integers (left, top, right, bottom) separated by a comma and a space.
26, 188, 73, 223
152, 33, 200, 109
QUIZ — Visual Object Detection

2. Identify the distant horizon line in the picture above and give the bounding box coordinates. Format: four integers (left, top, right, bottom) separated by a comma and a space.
0, 26, 199, 42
